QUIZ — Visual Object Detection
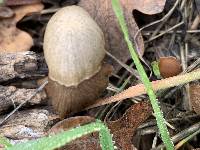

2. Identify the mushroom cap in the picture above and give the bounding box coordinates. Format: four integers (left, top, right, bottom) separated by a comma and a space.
44, 6, 106, 86
158, 56, 182, 78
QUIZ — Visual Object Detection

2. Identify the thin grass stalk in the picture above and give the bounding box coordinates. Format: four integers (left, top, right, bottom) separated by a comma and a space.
111, 0, 174, 149
7, 120, 114, 150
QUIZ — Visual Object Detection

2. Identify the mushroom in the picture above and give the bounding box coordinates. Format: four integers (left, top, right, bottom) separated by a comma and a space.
43, 6, 112, 118
158, 56, 182, 78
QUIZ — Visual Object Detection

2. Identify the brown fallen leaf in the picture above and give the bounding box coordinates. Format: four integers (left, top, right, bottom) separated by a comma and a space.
0, 3, 44, 52
78, 0, 166, 72
49, 102, 151, 150
130, 0, 166, 15
49, 116, 101, 150
189, 83, 200, 114
107, 102, 152, 131
49, 116, 95, 134
159, 56, 182, 78
107, 101, 152, 150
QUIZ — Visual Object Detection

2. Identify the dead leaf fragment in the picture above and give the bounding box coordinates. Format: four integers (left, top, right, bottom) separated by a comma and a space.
78, 0, 166, 72
159, 56, 182, 78
49, 116, 101, 150
128, 0, 166, 14
49, 116, 95, 134
107, 101, 152, 149
189, 83, 200, 114
0, 3, 44, 52
49, 102, 151, 150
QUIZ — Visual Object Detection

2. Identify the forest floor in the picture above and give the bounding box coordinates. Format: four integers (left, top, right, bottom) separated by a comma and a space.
0, 0, 200, 150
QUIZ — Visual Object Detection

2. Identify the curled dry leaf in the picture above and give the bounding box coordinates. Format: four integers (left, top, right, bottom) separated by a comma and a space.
78, 0, 166, 72
189, 83, 200, 114
49, 102, 151, 150
0, 3, 44, 52
158, 56, 182, 78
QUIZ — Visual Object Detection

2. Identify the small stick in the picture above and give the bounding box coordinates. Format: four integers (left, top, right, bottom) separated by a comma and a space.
147, 21, 184, 42
154, 121, 200, 150
87, 69, 200, 109
106, 51, 139, 79
134, 0, 181, 40
0, 81, 48, 126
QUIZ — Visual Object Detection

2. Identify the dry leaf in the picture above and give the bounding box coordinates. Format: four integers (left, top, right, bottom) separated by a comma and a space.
49, 116, 95, 134
107, 101, 152, 149
159, 56, 182, 78
130, 0, 166, 14
189, 83, 200, 114
0, 3, 44, 52
49, 102, 151, 150
49, 116, 101, 150
78, 0, 166, 72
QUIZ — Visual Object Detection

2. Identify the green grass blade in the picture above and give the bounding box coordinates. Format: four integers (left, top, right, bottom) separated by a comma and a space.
0, 135, 12, 148
7, 120, 114, 150
151, 61, 161, 78
111, 0, 174, 149
98, 120, 114, 150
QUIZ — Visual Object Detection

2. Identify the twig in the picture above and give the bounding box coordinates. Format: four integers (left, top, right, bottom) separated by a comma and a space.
152, 134, 158, 149
106, 51, 140, 79
147, 21, 184, 42
154, 121, 200, 150
138, 114, 200, 130
175, 128, 200, 149
40, 8, 60, 14
134, 0, 181, 40
87, 69, 200, 109
0, 81, 48, 126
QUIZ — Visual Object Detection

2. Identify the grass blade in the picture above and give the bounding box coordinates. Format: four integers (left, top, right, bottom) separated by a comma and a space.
111, 0, 174, 149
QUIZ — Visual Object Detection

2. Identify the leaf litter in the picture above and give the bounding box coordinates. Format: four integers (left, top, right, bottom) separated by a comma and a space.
0, 0, 200, 149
